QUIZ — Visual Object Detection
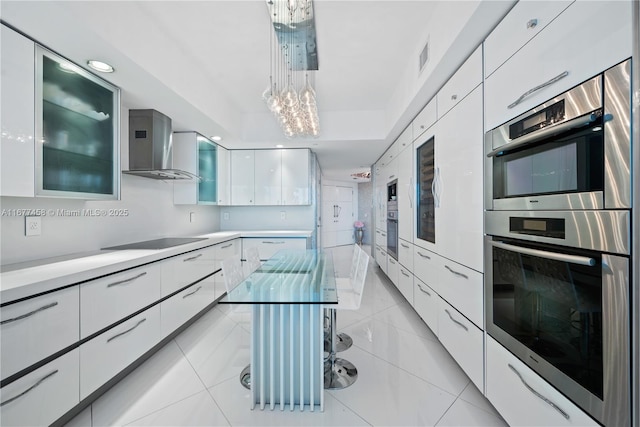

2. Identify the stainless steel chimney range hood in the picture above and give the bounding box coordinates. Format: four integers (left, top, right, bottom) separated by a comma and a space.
123, 109, 198, 180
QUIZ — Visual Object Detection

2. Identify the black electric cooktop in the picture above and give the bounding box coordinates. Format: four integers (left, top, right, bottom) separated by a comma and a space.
103, 237, 207, 250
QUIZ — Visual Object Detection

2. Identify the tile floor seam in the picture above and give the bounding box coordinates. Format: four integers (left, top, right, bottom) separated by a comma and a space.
323, 391, 374, 426
120, 389, 207, 427
203, 386, 233, 427
433, 394, 461, 427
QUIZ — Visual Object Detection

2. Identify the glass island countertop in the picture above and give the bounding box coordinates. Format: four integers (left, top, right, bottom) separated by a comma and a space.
219, 249, 338, 304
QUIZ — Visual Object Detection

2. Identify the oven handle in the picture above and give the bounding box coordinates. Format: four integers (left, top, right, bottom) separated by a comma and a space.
486, 111, 600, 158
492, 241, 596, 266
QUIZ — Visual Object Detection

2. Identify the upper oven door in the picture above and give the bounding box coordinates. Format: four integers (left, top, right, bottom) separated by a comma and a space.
485, 60, 631, 211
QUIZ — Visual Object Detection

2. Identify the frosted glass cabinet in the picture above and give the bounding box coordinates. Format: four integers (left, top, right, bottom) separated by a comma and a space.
173, 132, 218, 205
36, 46, 120, 199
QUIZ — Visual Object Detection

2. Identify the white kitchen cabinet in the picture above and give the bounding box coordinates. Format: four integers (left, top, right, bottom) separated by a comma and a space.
435, 86, 484, 273
413, 279, 438, 335
398, 266, 413, 306
398, 239, 413, 273
375, 228, 387, 251
484, 0, 632, 130
375, 181, 387, 232
483, 0, 573, 78
160, 276, 215, 337
437, 298, 483, 391
214, 238, 241, 270
172, 132, 219, 205
161, 245, 217, 296
397, 144, 414, 245
231, 150, 255, 205
375, 245, 388, 274
80, 263, 162, 339
0, 349, 79, 427
0, 24, 35, 197
1, 286, 79, 380
412, 98, 436, 142
255, 150, 282, 205
216, 145, 230, 205
486, 336, 598, 427
281, 149, 310, 205
393, 126, 413, 156
80, 306, 161, 399
413, 245, 439, 294
436, 257, 483, 329
436, 46, 482, 119
387, 256, 399, 288
241, 237, 307, 260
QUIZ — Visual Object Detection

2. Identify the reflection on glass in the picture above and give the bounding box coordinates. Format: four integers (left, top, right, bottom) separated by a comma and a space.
41, 53, 115, 195
198, 140, 217, 203
417, 137, 435, 243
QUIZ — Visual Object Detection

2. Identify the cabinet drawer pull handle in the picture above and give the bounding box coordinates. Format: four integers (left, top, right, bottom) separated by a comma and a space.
0, 370, 58, 407
381, 233, 386, 237
389, 175, 395, 179
107, 318, 146, 343
444, 309, 468, 331
401, 270, 410, 278
183, 286, 203, 298
401, 243, 410, 248
183, 253, 203, 262
508, 364, 570, 420
389, 258, 396, 264
417, 251, 431, 260
508, 71, 569, 109
451, 94, 457, 101
445, 265, 468, 279
526, 18, 538, 29
262, 241, 285, 244
417, 284, 431, 296
107, 272, 147, 288
220, 243, 232, 249
420, 124, 425, 129
0, 302, 58, 325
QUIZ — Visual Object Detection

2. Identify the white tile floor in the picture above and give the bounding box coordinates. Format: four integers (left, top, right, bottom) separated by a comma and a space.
65, 245, 508, 427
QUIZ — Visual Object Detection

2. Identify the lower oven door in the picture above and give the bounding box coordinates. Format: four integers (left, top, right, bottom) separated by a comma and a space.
485, 236, 629, 426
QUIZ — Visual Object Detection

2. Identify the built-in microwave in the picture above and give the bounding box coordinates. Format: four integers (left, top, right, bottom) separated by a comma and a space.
485, 59, 631, 211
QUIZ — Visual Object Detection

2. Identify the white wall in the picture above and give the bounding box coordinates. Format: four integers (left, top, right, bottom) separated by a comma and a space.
0, 105, 221, 265
218, 205, 315, 231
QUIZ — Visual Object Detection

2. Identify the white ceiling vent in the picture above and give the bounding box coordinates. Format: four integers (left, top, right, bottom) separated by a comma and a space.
419, 38, 430, 73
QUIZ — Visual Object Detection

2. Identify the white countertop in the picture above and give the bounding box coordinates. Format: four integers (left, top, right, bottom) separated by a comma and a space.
0, 230, 312, 303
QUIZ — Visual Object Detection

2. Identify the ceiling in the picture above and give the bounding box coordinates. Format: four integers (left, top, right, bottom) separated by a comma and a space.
1, 1, 509, 183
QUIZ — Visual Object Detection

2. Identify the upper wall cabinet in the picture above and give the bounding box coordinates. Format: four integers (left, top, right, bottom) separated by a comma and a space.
216, 145, 230, 205
436, 46, 482, 119
1, 25, 35, 198
173, 132, 220, 205
1, 24, 121, 200
231, 148, 309, 206
484, 0, 632, 130
412, 98, 436, 143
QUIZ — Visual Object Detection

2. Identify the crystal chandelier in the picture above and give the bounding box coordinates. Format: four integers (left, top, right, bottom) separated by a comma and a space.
263, 0, 320, 138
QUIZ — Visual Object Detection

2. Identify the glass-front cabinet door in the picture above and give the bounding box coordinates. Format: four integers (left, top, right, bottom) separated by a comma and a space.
416, 136, 435, 243
35, 46, 120, 199
197, 137, 217, 204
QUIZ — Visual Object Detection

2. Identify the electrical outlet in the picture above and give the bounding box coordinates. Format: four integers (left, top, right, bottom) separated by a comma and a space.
223, 212, 230, 221
25, 216, 41, 236
280, 211, 286, 220
189, 212, 195, 223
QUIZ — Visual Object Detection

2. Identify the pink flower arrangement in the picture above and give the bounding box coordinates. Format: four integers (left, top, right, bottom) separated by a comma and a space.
354, 220, 365, 229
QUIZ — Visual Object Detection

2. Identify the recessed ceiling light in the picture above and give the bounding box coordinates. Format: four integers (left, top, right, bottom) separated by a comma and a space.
211, 135, 222, 142
276, 144, 284, 148
87, 60, 114, 73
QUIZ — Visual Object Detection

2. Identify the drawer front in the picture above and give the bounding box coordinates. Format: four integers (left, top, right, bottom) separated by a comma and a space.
398, 266, 413, 306
414, 279, 438, 335
162, 245, 217, 296
374, 229, 387, 248
214, 239, 240, 270
380, 145, 398, 170
486, 336, 598, 426
1, 286, 79, 380
398, 239, 413, 272
412, 246, 439, 294
394, 126, 413, 154
412, 98, 436, 142
484, 0, 632, 131
80, 263, 161, 339
80, 306, 161, 399
242, 238, 307, 260
484, 0, 573, 78
386, 256, 399, 287
437, 299, 483, 391
436, 258, 483, 328
375, 246, 388, 275
437, 46, 482, 118
0, 349, 79, 427
160, 276, 215, 337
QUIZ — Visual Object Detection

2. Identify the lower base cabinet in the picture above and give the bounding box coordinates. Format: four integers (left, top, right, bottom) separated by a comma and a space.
437, 299, 483, 390
413, 279, 438, 334
375, 246, 387, 274
0, 349, 79, 427
387, 256, 399, 288
398, 266, 414, 306
160, 277, 216, 337
80, 306, 161, 399
486, 336, 598, 426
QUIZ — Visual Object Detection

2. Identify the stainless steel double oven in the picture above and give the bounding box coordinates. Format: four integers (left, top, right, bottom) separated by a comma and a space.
484, 60, 632, 426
